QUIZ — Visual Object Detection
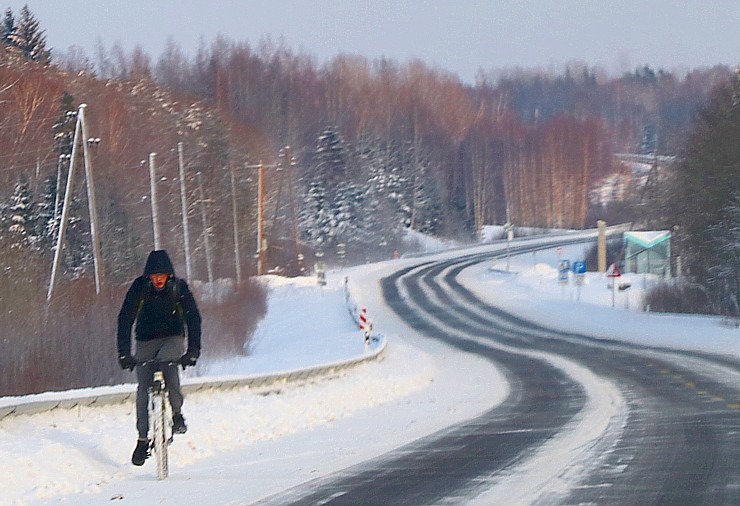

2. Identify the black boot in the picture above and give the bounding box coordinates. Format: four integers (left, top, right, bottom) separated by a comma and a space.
172, 413, 187, 434
131, 438, 150, 466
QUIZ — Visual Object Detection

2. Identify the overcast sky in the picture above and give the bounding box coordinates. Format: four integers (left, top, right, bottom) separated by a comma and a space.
5, 1, 739, 82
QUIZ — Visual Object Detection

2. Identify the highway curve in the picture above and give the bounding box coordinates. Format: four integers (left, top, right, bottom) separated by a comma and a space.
259, 242, 740, 505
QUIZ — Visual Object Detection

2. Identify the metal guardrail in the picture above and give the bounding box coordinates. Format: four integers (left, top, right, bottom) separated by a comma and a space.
0, 281, 386, 421
0, 226, 625, 422
0, 338, 386, 421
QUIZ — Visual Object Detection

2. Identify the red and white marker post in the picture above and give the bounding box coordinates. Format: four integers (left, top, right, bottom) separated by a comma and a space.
359, 308, 372, 349
607, 263, 621, 308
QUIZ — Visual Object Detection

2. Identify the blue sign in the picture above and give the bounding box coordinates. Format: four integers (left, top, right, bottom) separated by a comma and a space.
573, 261, 586, 274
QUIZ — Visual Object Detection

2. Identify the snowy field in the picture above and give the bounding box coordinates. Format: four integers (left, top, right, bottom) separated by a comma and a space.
0, 234, 737, 505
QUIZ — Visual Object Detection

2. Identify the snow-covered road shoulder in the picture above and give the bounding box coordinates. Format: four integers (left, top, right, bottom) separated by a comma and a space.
1, 266, 508, 505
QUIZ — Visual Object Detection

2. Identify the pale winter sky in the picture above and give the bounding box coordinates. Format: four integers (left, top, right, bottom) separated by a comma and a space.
5, 1, 740, 82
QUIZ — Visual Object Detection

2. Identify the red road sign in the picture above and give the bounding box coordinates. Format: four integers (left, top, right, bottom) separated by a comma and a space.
607, 263, 621, 277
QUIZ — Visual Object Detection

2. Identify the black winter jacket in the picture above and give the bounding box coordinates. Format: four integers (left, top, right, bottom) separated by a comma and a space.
117, 250, 201, 356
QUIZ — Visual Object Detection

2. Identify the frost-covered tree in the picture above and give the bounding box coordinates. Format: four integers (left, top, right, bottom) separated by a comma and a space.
42, 92, 77, 250
0, 8, 15, 46
640, 124, 657, 155
100, 194, 139, 283
351, 138, 442, 257
666, 74, 739, 313
313, 127, 347, 185
11, 5, 51, 64
35, 175, 59, 252
53, 92, 76, 156
332, 180, 364, 256
62, 194, 93, 279
301, 127, 352, 256
301, 176, 333, 253
7, 178, 37, 251
357, 140, 406, 249
408, 159, 442, 235
708, 192, 740, 315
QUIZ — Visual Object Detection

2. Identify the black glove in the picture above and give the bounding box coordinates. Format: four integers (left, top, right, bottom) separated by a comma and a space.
180, 350, 199, 369
118, 354, 136, 371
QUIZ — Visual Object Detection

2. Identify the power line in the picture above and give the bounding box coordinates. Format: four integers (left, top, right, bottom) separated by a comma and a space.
0, 160, 56, 173
0, 116, 58, 131
0, 147, 56, 159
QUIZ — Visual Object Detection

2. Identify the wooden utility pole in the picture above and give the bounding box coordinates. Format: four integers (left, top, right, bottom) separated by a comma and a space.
597, 220, 607, 272
241, 161, 277, 276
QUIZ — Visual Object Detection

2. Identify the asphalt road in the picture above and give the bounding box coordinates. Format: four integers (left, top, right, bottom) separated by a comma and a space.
259, 243, 740, 505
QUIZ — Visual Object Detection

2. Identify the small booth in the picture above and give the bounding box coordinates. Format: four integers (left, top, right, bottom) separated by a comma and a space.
623, 231, 671, 277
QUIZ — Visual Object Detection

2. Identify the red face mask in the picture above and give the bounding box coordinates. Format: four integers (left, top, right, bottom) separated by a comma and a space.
149, 273, 168, 289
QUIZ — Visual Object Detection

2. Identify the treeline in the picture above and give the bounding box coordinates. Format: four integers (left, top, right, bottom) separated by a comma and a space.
56, 38, 733, 236
1, 5, 736, 289
0, 3, 736, 394
0, 7, 271, 395
655, 75, 739, 315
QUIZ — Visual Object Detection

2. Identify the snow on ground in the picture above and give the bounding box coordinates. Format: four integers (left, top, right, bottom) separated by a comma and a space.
0, 257, 505, 505
458, 242, 739, 359
0, 233, 737, 505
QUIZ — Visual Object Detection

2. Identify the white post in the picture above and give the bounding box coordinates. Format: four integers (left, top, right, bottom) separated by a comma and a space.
612, 275, 617, 308
79, 105, 103, 294
53, 154, 66, 236
148, 152, 161, 250
177, 142, 192, 280
505, 207, 512, 272
230, 165, 242, 284
197, 171, 214, 283
48, 113, 82, 300
257, 162, 265, 275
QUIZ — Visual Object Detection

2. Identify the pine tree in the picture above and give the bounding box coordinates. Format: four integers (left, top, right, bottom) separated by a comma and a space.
35, 175, 59, 252
301, 177, 333, 254
708, 192, 739, 315
358, 140, 404, 251
12, 5, 51, 64
640, 125, 657, 155
313, 127, 347, 186
667, 74, 739, 312
62, 192, 93, 279
53, 92, 76, 156
301, 127, 350, 256
7, 177, 37, 250
0, 8, 15, 46
409, 162, 442, 235
100, 195, 139, 283
332, 180, 364, 257
46, 92, 77, 248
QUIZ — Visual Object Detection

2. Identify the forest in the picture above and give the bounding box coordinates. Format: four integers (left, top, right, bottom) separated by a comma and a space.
0, 6, 737, 394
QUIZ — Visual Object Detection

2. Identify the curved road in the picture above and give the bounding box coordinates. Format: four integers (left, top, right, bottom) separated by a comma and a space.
261, 241, 740, 505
